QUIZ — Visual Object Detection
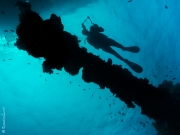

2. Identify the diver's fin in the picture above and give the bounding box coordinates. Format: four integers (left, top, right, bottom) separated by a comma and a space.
123, 46, 140, 53
124, 59, 143, 73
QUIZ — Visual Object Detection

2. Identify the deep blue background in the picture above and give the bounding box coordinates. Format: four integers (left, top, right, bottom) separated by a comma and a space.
0, 0, 179, 135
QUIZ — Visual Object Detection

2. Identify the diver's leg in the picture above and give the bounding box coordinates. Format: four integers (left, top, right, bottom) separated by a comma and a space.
102, 47, 143, 73
102, 46, 125, 61
106, 38, 125, 50
107, 38, 140, 53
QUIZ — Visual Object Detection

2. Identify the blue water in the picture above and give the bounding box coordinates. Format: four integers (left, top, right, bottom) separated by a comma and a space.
0, 0, 179, 135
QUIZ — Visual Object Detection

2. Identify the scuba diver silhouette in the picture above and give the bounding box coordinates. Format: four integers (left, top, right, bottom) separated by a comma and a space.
82, 16, 143, 73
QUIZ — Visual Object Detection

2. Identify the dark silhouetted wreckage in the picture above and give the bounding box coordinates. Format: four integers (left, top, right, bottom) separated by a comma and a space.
14, 1, 180, 135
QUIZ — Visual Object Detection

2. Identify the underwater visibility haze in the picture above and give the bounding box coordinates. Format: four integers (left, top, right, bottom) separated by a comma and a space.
0, 0, 180, 135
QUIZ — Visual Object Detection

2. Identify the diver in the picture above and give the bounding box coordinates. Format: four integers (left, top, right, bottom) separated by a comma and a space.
81, 16, 143, 73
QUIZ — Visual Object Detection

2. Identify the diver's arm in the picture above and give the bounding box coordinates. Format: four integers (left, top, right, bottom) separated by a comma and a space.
82, 23, 89, 36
